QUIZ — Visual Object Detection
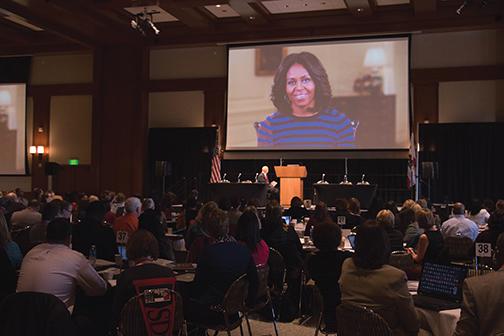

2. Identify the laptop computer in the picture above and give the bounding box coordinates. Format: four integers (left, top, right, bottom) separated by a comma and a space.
413, 262, 468, 311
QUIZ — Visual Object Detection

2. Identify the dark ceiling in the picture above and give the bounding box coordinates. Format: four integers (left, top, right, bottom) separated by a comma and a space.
0, 0, 502, 55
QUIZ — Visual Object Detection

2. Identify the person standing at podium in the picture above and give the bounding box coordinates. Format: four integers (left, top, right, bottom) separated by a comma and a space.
257, 166, 270, 184
257, 166, 278, 200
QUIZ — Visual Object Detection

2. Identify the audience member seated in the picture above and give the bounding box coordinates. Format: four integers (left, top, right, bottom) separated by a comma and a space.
10, 199, 42, 229
29, 199, 70, 244
185, 201, 215, 250
339, 221, 419, 336
468, 198, 490, 227
307, 222, 352, 331
72, 201, 117, 261
304, 202, 333, 236
113, 197, 141, 240
218, 198, 242, 238
283, 197, 309, 223
475, 209, 504, 267
403, 203, 423, 247
348, 197, 363, 216
236, 207, 269, 266
453, 232, 504, 336
441, 202, 479, 241
139, 208, 174, 260
0, 213, 22, 269
184, 207, 258, 329
332, 198, 362, 229
395, 200, 415, 234
112, 230, 174, 326
104, 193, 126, 225
17, 218, 108, 309
376, 210, 404, 252
0, 247, 16, 302
406, 209, 444, 264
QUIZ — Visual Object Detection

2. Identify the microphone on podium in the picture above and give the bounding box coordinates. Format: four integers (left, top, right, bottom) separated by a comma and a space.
317, 173, 328, 184
237, 172, 242, 183
221, 173, 229, 183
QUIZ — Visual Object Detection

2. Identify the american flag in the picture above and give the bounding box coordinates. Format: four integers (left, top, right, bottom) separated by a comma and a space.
407, 133, 417, 189
210, 128, 222, 183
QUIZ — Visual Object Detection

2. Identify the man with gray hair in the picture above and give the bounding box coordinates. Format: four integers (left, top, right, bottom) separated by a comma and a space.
441, 202, 479, 241
113, 197, 141, 238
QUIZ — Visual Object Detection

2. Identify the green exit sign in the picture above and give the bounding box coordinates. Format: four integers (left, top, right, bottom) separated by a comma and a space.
68, 159, 79, 166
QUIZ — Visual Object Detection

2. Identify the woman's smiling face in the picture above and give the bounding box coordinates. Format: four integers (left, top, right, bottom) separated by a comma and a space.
285, 63, 316, 115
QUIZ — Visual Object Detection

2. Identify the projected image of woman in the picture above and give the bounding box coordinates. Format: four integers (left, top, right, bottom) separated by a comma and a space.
255, 52, 358, 148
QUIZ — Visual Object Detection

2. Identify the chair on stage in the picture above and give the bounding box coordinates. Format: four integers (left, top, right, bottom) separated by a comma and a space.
336, 302, 392, 336
243, 264, 279, 336
195, 274, 249, 336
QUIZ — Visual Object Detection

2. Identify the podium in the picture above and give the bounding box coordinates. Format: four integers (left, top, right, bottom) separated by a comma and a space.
274, 165, 307, 207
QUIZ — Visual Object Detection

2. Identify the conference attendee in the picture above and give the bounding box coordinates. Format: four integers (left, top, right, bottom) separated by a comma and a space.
236, 208, 269, 266
104, 192, 126, 225
226, 198, 243, 238
467, 198, 490, 226
112, 230, 174, 326
475, 208, 504, 252
29, 199, 66, 244
184, 207, 258, 329
185, 201, 218, 251
339, 221, 419, 336
402, 203, 423, 247
376, 209, 404, 252
257, 165, 270, 184
71, 201, 117, 261
283, 196, 309, 223
0, 213, 22, 268
406, 209, 444, 265
113, 197, 141, 239
255, 52, 358, 148
348, 197, 363, 216
453, 232, 504, 336
307, 222, 352, 331
0, 246, 16, 302
10, 199, 42, 229
141, 197, 155, 212
139, 208, 174, 260
441, 202, 479, 241
304, 201, 333, 236
17, 218, 108, 309
332, 198, 361, 229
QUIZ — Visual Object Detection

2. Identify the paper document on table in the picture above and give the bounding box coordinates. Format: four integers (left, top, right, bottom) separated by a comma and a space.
270, 181, 278, 188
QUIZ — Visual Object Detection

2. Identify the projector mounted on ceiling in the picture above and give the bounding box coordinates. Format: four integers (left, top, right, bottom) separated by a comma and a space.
130, 7, 160, 36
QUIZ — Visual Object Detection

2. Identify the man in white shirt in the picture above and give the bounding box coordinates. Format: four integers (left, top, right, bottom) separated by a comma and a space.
10, 199, 42, 229
17, 218, 107, 309
441, 202, 479, 241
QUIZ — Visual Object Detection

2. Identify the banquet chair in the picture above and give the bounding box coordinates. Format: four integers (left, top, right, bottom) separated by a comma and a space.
389, 251, 414, 272
442, 236, 474, 262
335, 302, 392, 336
0, 292, 76, 336
267, 248, 287, 297
196, 274, 249, 336
118, 289, 186, 336
243, 264, 279, 336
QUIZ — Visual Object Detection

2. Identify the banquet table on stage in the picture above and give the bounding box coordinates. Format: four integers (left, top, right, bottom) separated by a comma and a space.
313, 183, 378, 209
208, 182, 268, 206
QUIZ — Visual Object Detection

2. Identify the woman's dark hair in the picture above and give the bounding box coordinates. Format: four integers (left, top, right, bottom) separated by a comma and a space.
236, 208, 261, 251
42, 200, 63, 221
348, 198, 361, 215
334, 198, 348, 212
46, 218, 72, 244
416, 209, 435, 230
271, 52, 332, 115
262, 201, 284, 235
290, 196, 303, 208
85, 201, 107, 223
200, 205, 228, 239
396, 208, 416, 235
353, 220, 390, 270
126, 229, 159, 261
312, 222, 342, 252
313, 202, 331, 223
488, 209, 504, 236
468, 199, 482, 216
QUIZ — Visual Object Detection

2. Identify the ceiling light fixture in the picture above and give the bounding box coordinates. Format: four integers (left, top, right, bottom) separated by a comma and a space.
130, 7, 160, 35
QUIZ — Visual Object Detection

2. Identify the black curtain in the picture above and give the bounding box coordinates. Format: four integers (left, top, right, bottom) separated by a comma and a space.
419, 123, 504, 204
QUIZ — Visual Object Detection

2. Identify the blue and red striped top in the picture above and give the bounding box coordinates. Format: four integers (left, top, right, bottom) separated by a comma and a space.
255, 108, 358, 149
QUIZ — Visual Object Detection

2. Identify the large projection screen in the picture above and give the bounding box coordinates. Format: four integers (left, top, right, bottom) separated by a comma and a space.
226, 36, 410, 151
0, 84, 26, 175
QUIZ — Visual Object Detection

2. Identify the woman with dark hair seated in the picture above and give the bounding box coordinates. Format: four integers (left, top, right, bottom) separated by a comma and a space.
185, 201, 217, 252
304, 202, 332, 236
307, 222, 352, 331
184, 207, 258, 330
332, 198, 361, 229
112, 230, 174, 325
339, 221, 419, 336
236, 208, 269, 266
72, 201, 117, 261
139, 209, 174, 260
407, 209, 443, 265
283, 197, 309, 223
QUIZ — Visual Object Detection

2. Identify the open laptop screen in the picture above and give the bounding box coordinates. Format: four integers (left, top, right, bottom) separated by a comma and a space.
418, 262, 468, 301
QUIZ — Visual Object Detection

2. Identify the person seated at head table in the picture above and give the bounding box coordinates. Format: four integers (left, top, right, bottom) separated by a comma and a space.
406, 209, 444, 265
283, 196, 309, 223
17, 218, 108, 310
339, 221, 419, 336
112, 230, 174, 327
236, 207, 269, 266
307, 222, 353, 332
376, 209, 404, 253
183, 205, 258, 329
304, 202, 333, 236
72, 201, 117, 262
454, 232, 504, 336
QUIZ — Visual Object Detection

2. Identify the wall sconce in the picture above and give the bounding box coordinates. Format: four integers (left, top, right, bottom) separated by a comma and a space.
30, 145, 46, 167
